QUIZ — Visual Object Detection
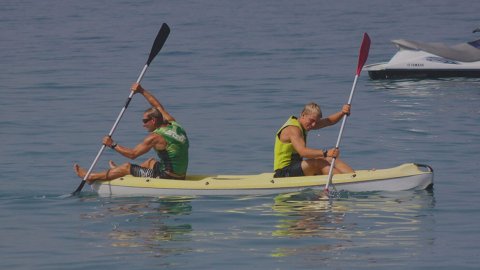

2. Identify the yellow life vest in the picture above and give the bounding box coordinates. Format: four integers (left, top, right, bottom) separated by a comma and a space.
274, 116, 306, 170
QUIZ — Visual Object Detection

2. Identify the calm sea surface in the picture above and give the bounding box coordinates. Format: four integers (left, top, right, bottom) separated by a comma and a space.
1, 0, 479, 269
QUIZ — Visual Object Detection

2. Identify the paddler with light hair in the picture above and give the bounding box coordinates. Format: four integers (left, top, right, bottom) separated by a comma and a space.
74, 83, 189, 183
273, 102, 354, 178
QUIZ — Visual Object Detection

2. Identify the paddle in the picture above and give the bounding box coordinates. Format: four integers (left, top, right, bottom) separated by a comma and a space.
71, 23, 171, 195
324, 33, 371, 193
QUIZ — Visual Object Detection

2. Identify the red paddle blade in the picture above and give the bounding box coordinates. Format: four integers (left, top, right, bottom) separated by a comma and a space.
356, 33, 371, 75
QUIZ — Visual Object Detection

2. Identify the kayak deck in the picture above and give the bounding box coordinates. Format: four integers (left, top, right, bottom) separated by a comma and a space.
91, 163, 433, 197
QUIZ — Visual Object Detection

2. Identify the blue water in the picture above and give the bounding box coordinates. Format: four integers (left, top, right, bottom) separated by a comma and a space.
1, 0, 480, 269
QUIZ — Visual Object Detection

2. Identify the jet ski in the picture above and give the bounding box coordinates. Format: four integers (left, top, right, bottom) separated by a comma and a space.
365, 28, 480, 79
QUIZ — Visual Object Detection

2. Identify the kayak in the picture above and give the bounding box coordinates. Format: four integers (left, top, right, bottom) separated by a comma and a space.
91, 163, 433, 197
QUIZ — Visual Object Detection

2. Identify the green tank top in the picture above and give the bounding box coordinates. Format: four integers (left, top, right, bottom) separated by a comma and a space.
274, 116, 306, 170
153, 121, 189, 176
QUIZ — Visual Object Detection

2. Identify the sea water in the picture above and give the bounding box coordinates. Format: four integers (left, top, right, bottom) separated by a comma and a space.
1, 0, 479, 269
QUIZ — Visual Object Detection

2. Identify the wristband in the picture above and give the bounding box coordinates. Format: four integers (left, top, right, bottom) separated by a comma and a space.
323, 149, 328, 158
110, 142, 118, 149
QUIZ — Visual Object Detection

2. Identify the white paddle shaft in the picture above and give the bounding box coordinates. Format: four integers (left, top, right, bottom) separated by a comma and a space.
81, 64, 149, 183
325, 74, 359, 190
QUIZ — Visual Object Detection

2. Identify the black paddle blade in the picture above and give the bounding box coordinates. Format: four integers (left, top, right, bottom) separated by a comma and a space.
147, 23, 170, 65
72, 181, 86, 195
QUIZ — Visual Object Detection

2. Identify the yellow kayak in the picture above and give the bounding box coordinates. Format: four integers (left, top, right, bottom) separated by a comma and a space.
91, 163, 433, 197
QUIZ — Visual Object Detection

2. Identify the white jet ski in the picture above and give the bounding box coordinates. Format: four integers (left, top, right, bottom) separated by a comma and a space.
365, 28, 480, 79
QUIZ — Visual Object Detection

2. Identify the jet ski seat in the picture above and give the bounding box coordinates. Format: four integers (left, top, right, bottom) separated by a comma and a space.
392, 39, 480, 62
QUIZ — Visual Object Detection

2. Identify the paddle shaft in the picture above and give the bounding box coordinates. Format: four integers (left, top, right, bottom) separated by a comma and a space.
324, 33, 370, 192
72, 24, 170, 195
72, 66, 148, 194
324, 75, 359, 191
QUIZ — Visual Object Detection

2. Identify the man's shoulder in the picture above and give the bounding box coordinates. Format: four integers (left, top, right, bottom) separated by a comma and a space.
147, 132, 165, 140
168, 121, 184, 128
283, 124, 302, 134
279, 125, 303, 141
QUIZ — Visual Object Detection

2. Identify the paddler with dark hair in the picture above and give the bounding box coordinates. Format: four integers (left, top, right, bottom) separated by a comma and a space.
74, 83, 189, 183
273, 102, 354, 178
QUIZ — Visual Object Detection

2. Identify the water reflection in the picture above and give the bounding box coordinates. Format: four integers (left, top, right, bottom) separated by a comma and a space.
270, 189, 436, 263
367, 77, 480, 97
271, 190, 347, 238
78, 190, 436, 267
81, 196, 193, 255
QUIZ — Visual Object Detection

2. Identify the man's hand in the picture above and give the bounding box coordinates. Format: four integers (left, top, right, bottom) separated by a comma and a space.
342, 104, 351, 116
326, 148, 340, 158
131, 83, 145, 94
102, 136, 115, 148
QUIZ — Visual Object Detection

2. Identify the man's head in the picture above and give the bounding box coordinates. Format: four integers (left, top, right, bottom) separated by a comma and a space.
300, 102, 322, 131
142, 107, 164, 131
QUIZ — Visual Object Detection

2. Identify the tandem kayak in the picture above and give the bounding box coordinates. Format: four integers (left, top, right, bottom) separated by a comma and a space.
91, 163, 433, 197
